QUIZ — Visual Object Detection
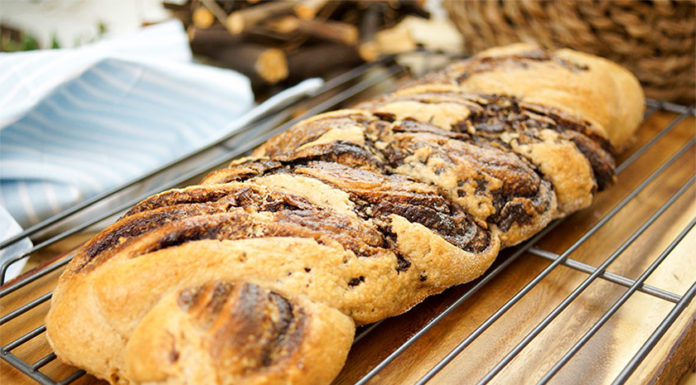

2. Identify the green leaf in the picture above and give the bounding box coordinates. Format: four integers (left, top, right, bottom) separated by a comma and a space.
51, 33, 60, 49
22, 34, 38, 51
97, 21, 108, 37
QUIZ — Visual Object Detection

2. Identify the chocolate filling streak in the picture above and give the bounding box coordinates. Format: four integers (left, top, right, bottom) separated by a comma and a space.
273, 141, 385, 173
74, 187, 391, 273
205, 158, 492, 254
124, 184, 274, 217
466, 97, 615, 187
79, 184, 312, 260
177, 281, 306, 370
381, 127, 554, 234
363, 87, 613, 154
75, 204, 230, 273
77, 146, 494, 274
145, 210, 390, 260
256, 111, 379, 158
253, 112, 553, 245
360, 90, 615, 190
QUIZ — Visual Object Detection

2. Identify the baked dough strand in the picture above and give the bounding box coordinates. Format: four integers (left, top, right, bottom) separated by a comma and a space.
46, 44, 644, 385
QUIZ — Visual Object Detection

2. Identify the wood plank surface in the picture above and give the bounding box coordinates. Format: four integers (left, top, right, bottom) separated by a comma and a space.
1, 111, 694, 385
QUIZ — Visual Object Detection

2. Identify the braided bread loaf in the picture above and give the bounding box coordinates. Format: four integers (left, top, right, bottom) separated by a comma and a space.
46, 44, 644, 385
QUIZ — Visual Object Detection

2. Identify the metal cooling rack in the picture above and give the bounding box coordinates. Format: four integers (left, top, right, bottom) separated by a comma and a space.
1, 52, 695, 385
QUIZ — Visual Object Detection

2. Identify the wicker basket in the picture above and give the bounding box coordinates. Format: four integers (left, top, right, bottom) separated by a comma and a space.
444, 0, 696, 104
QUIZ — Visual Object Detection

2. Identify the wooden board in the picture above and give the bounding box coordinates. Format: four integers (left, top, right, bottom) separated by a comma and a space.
1, 111, 694, 385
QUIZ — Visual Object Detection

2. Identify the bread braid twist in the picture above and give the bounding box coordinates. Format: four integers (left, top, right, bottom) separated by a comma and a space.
46, 44, 644, 385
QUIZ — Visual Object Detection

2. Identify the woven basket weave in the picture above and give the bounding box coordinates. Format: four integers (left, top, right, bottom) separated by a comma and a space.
444, 0, 696, 104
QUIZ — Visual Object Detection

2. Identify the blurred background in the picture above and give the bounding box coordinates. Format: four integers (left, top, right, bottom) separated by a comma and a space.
3, 0, 694, 102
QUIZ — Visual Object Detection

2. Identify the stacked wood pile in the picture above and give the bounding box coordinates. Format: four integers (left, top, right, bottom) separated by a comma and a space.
164, 0, 430, 91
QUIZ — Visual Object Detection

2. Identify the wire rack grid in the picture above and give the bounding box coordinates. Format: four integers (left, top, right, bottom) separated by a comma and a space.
1, 53, 695, 385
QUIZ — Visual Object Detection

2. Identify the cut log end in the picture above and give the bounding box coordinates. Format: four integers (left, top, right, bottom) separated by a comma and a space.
294, 0, 328, 20
226, 2, 297, 35
359, 41, 379, 62
226, 13, 245, 35
193, 7, 215, 29
256, 48, 289, 83
340, 25, 359, 45
294, 6, 315, 20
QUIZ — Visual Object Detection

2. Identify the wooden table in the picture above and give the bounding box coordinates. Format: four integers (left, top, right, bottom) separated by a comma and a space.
1, 110, 694, 385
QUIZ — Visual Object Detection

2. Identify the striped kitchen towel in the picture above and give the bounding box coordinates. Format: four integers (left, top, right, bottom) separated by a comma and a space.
0, 20, 323, 280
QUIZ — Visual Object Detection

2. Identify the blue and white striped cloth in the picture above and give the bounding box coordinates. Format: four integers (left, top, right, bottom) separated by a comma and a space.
0, 20, 323, 280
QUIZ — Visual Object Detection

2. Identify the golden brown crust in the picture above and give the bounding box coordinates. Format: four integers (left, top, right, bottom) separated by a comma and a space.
255, 109, 378, 158
48, 234, 498, 383
46, 44, 644, 385
415, 43, 644, 151
355, 86, 615, 215
253, 108, 559, 246
124, 281, 354, 385
47, 169, 500, 383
